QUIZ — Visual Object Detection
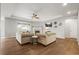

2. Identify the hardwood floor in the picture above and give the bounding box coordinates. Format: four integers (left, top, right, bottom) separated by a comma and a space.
0, 38, 79, 55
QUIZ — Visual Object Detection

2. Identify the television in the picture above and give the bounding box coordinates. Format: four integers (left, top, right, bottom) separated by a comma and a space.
35, 30, 40, 34
45, 23, 52, 27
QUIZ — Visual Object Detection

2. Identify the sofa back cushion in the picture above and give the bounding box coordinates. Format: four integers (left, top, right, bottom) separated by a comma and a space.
21, 32, 34, 38
45, 31, 56, 36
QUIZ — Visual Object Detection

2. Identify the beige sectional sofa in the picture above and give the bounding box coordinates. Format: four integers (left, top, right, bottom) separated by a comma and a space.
16, 32, 56, 46
16, 32, 33, 44
37, 33, 56, 46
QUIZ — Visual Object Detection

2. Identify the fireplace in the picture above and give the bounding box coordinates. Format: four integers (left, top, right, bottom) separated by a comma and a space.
35, 30, 40, 34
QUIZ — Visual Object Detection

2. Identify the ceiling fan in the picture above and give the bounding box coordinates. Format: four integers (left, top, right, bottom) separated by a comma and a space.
32, 13, 39, 20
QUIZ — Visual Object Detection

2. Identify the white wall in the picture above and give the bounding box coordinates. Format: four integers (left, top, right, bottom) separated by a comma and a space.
31, 21, 44, 34
51, 19, 65, 38
77, 11, 79, 45
65, 19, 77, 38
0, 3, 1, 37
1, 17, 5, 38
17, 21, 32, 33
1, 15, 78, 39
4, 17, 32, 38
0, 19, 1, 37
5, 18, 17, 38
0, 4, 1, 49
44, 15, 78, 39
45, 18, 65, 38
0, 18, 1, 37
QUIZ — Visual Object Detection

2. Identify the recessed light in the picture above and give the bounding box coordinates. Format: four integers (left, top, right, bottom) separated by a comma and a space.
67, 11, 71, 14
17, 25, 22, 28
65, 19, 72, 23
62, 3, 67, 6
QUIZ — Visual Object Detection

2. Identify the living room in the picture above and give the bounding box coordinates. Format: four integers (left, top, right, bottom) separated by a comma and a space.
0, 3, 79, 55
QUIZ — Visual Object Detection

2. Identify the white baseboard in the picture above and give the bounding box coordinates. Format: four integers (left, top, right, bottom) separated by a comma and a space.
56, 37, 77, 39
1, 37, 6, 39
1, 36, 16, 39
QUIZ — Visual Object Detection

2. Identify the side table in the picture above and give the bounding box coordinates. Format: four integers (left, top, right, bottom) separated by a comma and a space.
31, 35, 38, 45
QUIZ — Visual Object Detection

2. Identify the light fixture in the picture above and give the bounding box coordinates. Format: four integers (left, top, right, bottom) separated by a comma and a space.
32, 13, 39, 21
62, 3, 67, 6
67, 11, 71, 14
17, 25, 22, 28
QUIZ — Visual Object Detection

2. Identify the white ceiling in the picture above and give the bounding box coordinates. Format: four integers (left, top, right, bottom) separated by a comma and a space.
1, 3, 79, 21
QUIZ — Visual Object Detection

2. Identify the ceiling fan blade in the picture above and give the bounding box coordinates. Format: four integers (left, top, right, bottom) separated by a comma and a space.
33, 13, 37, 16
32, 13, 39, 20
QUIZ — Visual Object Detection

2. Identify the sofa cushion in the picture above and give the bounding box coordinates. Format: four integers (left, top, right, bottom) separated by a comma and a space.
21, 32, 34, 38
45, 32, 56, 36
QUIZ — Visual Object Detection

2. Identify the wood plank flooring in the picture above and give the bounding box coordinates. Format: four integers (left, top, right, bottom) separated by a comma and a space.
0, 38, 79, 55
